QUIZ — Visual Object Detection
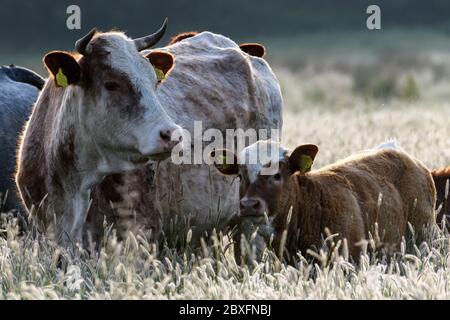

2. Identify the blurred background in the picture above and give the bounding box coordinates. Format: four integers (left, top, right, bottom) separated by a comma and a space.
3, 0, 450, 106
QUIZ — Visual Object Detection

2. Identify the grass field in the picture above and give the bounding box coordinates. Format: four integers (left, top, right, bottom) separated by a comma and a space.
1, 34, 450, 299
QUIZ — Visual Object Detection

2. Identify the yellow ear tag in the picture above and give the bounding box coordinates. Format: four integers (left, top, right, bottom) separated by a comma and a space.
153, 66, 165, 82
218, 154, 226, 164
299, 155, 313, 173
55, 68, 68, 88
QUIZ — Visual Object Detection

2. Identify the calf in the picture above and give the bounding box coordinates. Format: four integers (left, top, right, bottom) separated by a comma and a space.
0, 65, 44, 213
16, 20, 182, 248
212, 140, 436, 261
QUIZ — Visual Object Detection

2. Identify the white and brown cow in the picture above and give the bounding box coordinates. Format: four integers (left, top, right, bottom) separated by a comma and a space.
16, 20, 183, 248
88, 31, 283, 244
212, 140, 436, 261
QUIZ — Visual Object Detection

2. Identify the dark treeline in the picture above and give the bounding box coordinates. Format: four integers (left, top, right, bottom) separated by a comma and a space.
2, 0, 450, 52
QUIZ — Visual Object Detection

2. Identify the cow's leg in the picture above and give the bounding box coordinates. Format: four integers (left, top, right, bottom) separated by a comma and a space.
56, 190, 91, 249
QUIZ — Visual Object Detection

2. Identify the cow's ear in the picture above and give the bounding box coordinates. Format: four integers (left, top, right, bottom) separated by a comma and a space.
145, 50, 174, 81
44, 51, 81, 87
239, 43, 266, 58
211, 149, 239, 175
288, 144, 319, 174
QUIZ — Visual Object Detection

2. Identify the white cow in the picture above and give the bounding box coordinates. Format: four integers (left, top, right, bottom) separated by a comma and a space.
89, 31, 283, 244
16, 20, 183, 248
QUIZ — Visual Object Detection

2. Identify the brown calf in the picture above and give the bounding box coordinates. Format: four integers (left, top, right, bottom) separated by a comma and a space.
213, 141, 436, 261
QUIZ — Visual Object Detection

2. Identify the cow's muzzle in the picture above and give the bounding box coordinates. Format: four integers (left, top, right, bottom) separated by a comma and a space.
239, 197, 267, 217
159, 127, 183, 152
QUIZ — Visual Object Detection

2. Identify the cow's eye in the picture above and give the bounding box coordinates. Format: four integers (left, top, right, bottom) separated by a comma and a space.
237, 174, 242, 181
104, 81, 120, 91
273, 173, 281, 181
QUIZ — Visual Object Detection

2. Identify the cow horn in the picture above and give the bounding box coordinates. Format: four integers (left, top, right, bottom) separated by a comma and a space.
75, 28, 97, 55
134, 18, 168, 51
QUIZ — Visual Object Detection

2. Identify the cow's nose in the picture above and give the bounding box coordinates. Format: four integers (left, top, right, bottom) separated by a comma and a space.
159, 129, 172, 142
159, 126, 183, 152
240, 198, 264, 216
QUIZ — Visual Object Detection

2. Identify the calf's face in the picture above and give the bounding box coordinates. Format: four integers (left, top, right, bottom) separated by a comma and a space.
43, 25, 182, 171
212, 141, 318, 218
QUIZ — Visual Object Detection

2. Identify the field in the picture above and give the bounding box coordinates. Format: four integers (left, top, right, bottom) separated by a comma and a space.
1, 31, 450, 299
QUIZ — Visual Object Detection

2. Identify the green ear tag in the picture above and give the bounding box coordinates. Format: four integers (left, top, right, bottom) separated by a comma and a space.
56, 68, 68, 88
299, 155, 313, 173
153, 66, 165, 82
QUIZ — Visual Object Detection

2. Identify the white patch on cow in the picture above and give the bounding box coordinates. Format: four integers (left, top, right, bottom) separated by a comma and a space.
240, 140, 287, 183
94, 32, 158, 92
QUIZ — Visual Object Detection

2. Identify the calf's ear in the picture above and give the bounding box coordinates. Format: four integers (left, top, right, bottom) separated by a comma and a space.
289, 144, 319, 174
210, 149, 239, 175
239, 43, 266, 58
44, 51, 81, 87
145, 50, 174, 82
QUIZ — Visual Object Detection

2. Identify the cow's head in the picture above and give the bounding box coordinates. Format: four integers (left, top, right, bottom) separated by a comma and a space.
43, 19, 182, 171
212, 140, 318, 218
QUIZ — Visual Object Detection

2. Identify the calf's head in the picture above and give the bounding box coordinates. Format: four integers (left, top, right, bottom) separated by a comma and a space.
43, 19, 182, 170
212, 140, 318, 218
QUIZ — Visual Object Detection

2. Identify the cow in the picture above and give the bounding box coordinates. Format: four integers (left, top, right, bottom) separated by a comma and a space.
0, 65, 44, 214
15, 19, 183, 248
432, 167, 450, 228
86, 31, 283, 245
212, 140, 436, 262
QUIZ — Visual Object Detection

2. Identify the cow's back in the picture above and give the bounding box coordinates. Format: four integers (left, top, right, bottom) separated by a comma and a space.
318, 148, 436, 244
156, 31, 282, 131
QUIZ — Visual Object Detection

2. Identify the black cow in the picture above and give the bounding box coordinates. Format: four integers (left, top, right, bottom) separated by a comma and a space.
0, 65, 44, 214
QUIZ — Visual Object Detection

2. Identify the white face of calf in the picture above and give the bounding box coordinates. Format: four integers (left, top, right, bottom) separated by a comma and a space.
212, 140, 319, 218
44, 26, 182, 172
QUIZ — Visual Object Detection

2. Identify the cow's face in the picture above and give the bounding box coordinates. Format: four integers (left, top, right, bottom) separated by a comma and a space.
212, 140, 318, 218
43, 24, 182, 171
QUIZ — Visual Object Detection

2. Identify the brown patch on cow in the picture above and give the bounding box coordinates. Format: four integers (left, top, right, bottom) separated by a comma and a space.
432, 167, 450, 227
167, 31, 199, 45
88, 168, 161, 245
239, 43, 266, 58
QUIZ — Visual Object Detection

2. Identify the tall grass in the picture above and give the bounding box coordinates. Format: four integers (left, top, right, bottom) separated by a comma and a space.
2, 42, 450, 299
1, 209, 450, 299
2, 98, 450, 299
